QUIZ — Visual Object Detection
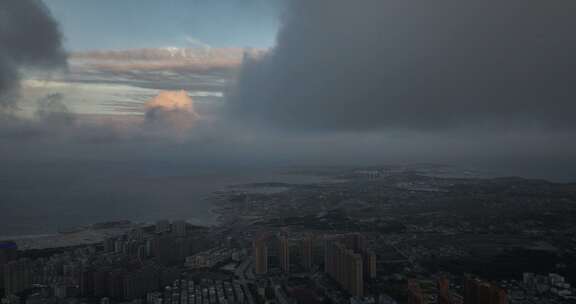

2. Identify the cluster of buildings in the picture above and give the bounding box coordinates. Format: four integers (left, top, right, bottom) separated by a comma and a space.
146, 278, 250, 304
253, 232, 376, 298
1, 241, 30, 296
406, 277, 507, 304
3, 209, 575, 304
517, 272, 575, 301
0, 220, 211, 304
324, 234, 376, 298
253, 232, 317, 275
462, 277, 508, 304
185, 248, 244, 270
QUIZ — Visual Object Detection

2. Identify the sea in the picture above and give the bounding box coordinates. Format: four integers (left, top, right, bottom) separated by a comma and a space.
1, 160, 574, 239
0, 162, 329, 239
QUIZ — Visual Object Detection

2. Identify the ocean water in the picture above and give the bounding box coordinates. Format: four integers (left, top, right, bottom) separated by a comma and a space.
0, 162, 326, 238
1, 159, 573, 238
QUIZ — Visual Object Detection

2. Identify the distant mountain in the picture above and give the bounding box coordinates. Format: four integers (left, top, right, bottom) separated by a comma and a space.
71, 47, 266, 63
69, 47, 268, 75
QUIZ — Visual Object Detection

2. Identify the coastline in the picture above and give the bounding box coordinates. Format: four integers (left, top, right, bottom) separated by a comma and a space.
0, 223, 140, 250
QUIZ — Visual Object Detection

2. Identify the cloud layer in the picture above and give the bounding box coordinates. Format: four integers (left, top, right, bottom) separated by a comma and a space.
1, 0, 575, 183
144, 90, 200, 135
230, 0, 576, 132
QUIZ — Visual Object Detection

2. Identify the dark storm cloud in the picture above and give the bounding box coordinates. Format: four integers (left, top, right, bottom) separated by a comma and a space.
0, 0, 66, 108
230, 0, 576, 131
0, 94, 76, 142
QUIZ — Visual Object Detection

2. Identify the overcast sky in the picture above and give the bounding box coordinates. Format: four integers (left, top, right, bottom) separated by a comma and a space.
1, 0, 574, 169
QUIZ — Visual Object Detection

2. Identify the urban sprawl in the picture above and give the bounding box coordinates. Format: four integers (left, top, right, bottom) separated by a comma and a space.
2, 166, 576, 304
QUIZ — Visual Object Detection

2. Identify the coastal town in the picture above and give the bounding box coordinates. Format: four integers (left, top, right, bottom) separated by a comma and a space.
2, 166, 576, 304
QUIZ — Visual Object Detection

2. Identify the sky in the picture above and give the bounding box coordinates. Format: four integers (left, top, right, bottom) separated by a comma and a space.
1, 0, 575, 172
1, 0, 576, 235
45, 0, 282, 50
1, 0, 575, 170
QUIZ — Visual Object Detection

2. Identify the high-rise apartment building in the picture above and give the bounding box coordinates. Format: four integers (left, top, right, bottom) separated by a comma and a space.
172, 220, 187, 237
464, 277, 508, 304
278, 234, 290, 273
3, 258, 32, 296
0, 242, 17, 265
0, 241, 18, 296
407, 279, 423, 304
302, 235, 313, 272
253, 237, 268, 275
324, 234, 372, 297
155, 220, 171, 234
438, 277, 452, 304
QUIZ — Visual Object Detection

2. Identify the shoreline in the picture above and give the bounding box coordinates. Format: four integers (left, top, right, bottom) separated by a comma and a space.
5, 166, 544, 248
0, 169, 332, 241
